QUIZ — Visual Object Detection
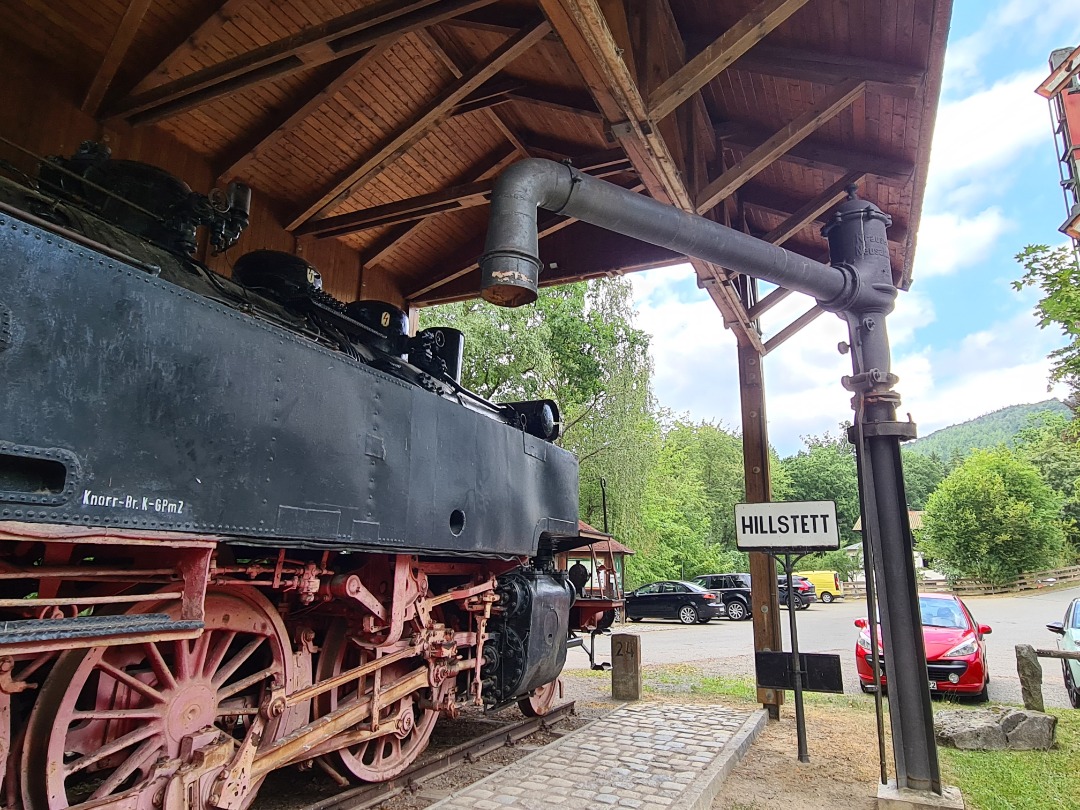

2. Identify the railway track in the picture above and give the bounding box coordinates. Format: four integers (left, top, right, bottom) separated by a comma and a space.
309, 702, 578, 810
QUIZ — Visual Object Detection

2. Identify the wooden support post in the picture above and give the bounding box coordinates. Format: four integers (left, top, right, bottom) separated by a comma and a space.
739, 344, 783, 718
611, 633, 642, 701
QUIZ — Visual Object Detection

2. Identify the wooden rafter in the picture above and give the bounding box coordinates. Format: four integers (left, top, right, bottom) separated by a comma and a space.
216, 44, 395, 181
82, 0, 153, 114
107, 0, 498, 125
360, 145, 520, 267
746, 287, 792, 320
132, 0, 249, 93
741, 184, 909, 245
722, 127, 914, 182
286, 19, 551, 232
761, 171, 865, 245
647, 0, 815, 121
696, 78, 866, 214
536, 0, 764, 353
303, 148, 632, 239
733, 45, 926, 97
764, 305, 825, 354
506, 86, 603, 119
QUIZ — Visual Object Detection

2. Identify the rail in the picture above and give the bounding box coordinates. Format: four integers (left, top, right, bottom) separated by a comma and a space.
309, 701, 577, 810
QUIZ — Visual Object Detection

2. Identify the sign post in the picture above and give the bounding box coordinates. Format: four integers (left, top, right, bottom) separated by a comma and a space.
735, 500, 841, 762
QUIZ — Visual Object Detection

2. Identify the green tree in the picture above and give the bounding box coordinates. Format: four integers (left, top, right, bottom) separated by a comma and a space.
900, 449, 946, 510
781, 430, 861, 545
1014, 244, 1080, 388
1015, 411, 1080, 561
919, 447, 1066, 585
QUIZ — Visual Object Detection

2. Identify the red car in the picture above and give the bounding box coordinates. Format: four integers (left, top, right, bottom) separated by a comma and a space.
854, 593, 992, 701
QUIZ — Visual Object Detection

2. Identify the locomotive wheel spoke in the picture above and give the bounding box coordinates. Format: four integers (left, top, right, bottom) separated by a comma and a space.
203, 630, 237, 678
22, 588, 294, 810
93, 659, 167, 705
217, 665, 278, 701
87, 738, 163, 800
142, 641, 178, 691
63, 723, 162, 776
212, 636, 266, 688
314, 623, 446, 783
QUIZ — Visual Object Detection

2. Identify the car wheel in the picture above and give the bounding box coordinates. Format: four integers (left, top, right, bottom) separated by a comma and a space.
678, 604, 699, 625
821, 592, 834, 604
725, 600, 748, 621
1065, 662, 1080, 709
796, 597, 809, 610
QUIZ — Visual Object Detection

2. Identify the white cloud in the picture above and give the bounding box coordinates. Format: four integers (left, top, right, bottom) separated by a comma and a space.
631, 266, 1066, 457
911, 208, 1011, 279
926, 70, 1050, 204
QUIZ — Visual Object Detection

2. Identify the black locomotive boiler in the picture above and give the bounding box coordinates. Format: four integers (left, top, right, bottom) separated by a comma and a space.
0, 143, 580, 810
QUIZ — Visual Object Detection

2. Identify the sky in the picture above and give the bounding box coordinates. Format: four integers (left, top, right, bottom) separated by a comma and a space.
628, 0, 1080, 458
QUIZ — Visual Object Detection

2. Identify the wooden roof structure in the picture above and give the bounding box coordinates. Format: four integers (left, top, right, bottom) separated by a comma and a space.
0, 0, 951, 353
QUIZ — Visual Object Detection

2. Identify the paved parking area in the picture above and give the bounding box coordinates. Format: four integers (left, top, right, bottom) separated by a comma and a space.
429, 702, 766, 810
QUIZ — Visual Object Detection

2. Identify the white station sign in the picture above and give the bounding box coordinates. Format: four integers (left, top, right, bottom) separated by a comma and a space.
734, 500, 840, 552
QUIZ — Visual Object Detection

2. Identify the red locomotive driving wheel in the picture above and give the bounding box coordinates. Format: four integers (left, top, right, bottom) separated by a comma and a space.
315, 622, 447, 782
20, 588, 293, 810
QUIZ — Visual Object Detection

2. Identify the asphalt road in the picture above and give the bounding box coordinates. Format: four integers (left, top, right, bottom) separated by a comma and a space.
566, 584, 1080, 709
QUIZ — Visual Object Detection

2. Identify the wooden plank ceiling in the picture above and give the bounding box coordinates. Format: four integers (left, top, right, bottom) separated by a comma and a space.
1, 0, 951, 352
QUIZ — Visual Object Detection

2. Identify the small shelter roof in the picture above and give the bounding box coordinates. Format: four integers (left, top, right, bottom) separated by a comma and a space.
852, 510, 924, 532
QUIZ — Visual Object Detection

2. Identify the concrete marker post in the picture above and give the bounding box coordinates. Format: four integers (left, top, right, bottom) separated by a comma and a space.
611, 633, 642, 700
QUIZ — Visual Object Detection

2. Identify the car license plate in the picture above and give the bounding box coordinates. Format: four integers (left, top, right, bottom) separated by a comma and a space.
928, 680, 937, 691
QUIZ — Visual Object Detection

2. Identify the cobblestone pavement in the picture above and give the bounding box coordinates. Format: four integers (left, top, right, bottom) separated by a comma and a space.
429, 702, 767, 810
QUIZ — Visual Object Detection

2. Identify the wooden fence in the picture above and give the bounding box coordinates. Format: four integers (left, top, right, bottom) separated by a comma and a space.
843, 564, 1080, 599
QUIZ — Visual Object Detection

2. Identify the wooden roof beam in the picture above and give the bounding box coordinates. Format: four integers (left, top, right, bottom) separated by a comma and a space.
647, 0, 815, 121
308, 148, 633, 238
731, 44, 925, 98
696, 78, 866, 214
761, 171, 865, 245
764, 305, 825, 354
740, 184, 909, 245
361, 145, 520, 267
722, 127, 914, 181
132, 0, 249, 94
536, 0, 764, 352
287, 19, 551, 232
216, 44, 395, 181
82, 0, 153, 115
107, 0, 499, 125
506, 86, 603, 119
746, 287, 792, 320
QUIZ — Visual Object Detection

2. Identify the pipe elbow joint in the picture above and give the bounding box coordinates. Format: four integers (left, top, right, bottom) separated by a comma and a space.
480, 159, 577, 307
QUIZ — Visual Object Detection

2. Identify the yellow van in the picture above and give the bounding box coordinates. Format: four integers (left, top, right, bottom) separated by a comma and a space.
795, 570, 844, 603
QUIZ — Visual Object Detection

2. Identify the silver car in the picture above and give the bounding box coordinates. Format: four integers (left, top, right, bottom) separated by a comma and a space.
1046, 597, 1080, 708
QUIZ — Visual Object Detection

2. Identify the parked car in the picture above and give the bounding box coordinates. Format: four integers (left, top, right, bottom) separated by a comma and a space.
693, 572, 809, 621
625, 580, 724, 624
694, 573, 752, 620
1046, 596, 1080, 708
777, 574, 816, 607
853, 593, 992, 701
795, 570, 844, 603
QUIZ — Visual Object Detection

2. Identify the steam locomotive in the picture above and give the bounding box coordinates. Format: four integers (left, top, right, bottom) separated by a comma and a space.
0, 142, 580, 810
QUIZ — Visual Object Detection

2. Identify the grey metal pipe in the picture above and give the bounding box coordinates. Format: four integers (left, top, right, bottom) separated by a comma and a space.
480, 158, 856, 309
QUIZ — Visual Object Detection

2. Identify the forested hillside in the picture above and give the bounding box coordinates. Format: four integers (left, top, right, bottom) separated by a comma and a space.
905, 400, 1070, 464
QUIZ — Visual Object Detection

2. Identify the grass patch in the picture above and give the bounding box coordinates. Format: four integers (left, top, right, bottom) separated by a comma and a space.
940, 708, 1080, 810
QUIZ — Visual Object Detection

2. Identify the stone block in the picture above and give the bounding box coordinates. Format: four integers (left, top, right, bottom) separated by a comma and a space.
612, 633, 642, 700
877, 780, 964, 810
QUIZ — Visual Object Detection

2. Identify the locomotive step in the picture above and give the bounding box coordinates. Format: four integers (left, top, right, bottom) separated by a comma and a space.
0, 613, 203, 645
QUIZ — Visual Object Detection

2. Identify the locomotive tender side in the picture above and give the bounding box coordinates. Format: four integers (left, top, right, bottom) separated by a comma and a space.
0, 145, 580, 810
